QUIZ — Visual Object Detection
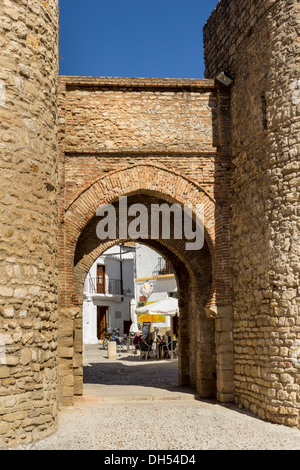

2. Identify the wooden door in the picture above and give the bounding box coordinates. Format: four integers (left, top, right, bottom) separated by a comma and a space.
97, 306, 107, 339
97, 265, 105, 294
123, 320, 131, 336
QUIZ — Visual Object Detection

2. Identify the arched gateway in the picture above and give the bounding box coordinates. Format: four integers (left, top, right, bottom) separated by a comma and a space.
57, 77, 233, 406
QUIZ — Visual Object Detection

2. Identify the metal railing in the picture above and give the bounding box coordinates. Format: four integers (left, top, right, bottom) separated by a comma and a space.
152, 258, 174, 277
85, 277, 122, 296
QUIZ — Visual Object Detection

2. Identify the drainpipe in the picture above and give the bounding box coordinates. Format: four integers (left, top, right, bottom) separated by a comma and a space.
120, 244, 123, 300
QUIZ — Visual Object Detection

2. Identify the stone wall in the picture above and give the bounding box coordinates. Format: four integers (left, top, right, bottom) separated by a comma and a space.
204, 0, 300, 428
0, 0, 59, 445
64, 82, 217, 152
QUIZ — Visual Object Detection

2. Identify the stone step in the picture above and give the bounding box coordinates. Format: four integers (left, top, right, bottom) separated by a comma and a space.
78, 384, 200, 405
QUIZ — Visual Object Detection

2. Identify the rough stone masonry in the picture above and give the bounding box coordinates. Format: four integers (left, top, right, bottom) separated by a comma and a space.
0, 0, 59, 445
0, 0, 299, 447
204, 0, 300, 427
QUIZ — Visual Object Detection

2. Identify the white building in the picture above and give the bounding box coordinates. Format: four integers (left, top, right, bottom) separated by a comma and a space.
82, 242, 178, 344
135, 243, 177, 304
134, 244, 178, 334
82, 243, 135, 344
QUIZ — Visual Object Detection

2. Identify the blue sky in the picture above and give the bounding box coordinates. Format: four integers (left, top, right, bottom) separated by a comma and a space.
59, 0, 220, 78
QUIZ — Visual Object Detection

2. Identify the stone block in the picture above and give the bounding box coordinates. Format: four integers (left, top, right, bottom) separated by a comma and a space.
217, 352, 234, 366
2, 411, 27, 423
58, 347, 73, 359
217, 380, 235, 394
217, 392, 235, 403
60, 386, 74, 398
0, 366, 10, 379
0, 422, 9, 435
20, 349, 32, 366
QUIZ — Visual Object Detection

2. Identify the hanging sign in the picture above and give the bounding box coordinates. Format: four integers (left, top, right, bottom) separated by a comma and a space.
140, 282, 153, 297
138, 314, 166, 323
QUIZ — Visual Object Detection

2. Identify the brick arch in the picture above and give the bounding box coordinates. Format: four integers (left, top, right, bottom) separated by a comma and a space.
64, 163, 219, 250
62, 163, 227, 310
74, 230, 214, 395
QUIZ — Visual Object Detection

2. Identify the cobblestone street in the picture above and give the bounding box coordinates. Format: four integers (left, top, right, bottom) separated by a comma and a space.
13, 344, 300, 450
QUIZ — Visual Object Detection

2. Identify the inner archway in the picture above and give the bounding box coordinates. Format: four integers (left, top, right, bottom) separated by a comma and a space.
73, 190, 215, 397
77, 234, 214, 396
81, 241, 183, 398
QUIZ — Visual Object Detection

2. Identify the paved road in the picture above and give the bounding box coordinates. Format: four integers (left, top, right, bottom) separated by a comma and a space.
13, 344, 300, 450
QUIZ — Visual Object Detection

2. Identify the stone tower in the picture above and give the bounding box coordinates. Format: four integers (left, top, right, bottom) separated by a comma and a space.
204, 0, 300, 427
0, 0, 59, 445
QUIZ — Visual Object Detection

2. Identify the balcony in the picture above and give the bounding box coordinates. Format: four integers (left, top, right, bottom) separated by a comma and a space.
152, 258, 174, 277
85, 277, 122, 296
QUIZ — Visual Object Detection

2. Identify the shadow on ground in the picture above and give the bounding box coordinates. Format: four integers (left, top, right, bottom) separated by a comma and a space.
82, 351, 267, 421
83, 344, 195, 396
80, 344, 283, 426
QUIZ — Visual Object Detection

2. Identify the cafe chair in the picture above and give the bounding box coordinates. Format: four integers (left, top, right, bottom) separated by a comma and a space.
115, 336, 127, 353
138, 340, 153, 360
164, 340, 178, 359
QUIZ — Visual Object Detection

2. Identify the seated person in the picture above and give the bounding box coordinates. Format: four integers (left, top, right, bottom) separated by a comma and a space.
158, 335, 167, 359
160, 331, 175, 358
133, 331, 143, 350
